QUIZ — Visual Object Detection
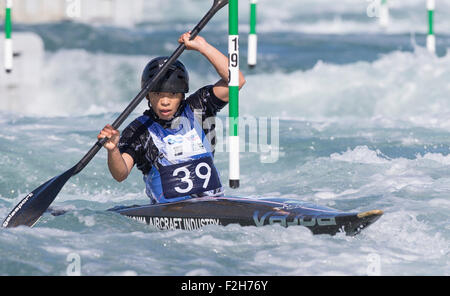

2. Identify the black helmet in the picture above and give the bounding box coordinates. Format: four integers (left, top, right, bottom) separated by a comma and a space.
141, 56, 189, 93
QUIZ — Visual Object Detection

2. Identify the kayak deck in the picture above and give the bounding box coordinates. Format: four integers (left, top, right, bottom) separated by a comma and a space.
110, 196, 383, 236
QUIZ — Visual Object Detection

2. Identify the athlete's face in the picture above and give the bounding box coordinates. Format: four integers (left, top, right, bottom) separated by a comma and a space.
148, 92, 184, 120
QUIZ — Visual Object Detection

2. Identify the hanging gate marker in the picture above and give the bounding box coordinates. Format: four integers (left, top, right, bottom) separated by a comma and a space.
426, 0, 435, 53
247, 0, 257, 68
4, 0, 13, 73
379, 0, 389, 29
229, 0, 240, 189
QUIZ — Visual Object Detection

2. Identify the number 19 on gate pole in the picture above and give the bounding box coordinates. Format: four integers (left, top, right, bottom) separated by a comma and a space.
228, 0, 240, 189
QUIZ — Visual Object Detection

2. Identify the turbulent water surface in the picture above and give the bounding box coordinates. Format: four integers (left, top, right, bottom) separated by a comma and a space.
0, 0, 449, 275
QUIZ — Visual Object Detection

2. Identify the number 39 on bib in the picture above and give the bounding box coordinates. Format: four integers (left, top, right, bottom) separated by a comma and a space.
158, 156, 221, 199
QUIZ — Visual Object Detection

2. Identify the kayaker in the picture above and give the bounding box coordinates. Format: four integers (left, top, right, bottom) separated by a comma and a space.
97, 31, 245, 204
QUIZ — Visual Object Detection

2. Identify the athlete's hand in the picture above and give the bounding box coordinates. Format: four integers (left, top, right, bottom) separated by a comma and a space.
178, 31, 208, 52
97, 124, 120, 152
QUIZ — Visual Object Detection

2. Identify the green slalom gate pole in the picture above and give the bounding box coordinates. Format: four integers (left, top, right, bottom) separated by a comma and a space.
4, 0, 13, 73
229, 0, 240, 188
379, 0, 389, 29
247, 0, 257, 68
426, 0, 435, 53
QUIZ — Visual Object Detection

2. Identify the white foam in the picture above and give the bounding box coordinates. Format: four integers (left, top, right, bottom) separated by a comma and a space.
185, 269, 213, 276
314, 188, 359, 200
296, 145, 450, 203
239, 48, 450, 128
242, 0, 450, 35
365, 211, 449, 262
0, 49, 149, 117
107, 270, 138, 276
330, 146, 390, 164
428, 198, 450, 208
417, 152, 450, 165
1, 42, 450, 128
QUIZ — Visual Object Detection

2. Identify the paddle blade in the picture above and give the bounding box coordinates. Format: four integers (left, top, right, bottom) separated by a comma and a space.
2, 167, 76, 228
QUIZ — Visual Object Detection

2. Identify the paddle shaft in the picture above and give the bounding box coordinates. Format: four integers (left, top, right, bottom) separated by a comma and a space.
73, 0, 228, 175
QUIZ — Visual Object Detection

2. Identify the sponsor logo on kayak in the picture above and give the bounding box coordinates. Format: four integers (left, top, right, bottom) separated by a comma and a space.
253, 211, 336, 227
131, 215, 221, 230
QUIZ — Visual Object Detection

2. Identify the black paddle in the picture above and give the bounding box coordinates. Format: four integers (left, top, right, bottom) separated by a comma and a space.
2, 0, 229, 228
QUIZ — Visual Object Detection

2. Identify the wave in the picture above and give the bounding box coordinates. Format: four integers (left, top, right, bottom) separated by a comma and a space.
137, 0, 450, 35
239, 46, 450, 126
2, 45, 450, 128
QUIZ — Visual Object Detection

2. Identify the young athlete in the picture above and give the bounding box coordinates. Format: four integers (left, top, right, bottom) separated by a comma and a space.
98, 31, 245, 204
